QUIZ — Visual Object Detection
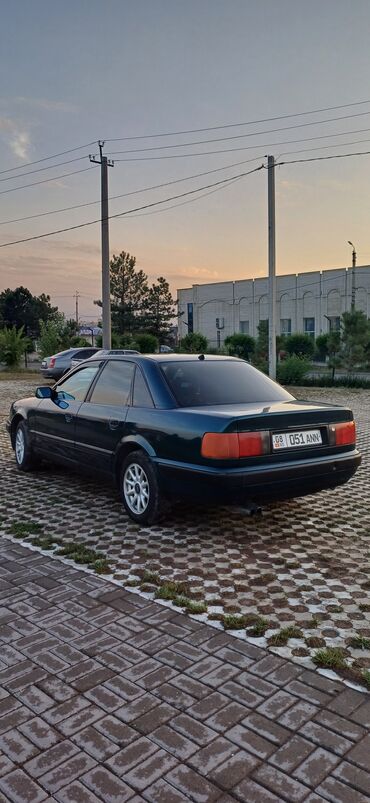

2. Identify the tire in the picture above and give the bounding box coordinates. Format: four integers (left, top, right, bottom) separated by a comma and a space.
120, 450, 165, 525
14, 421, 39, 472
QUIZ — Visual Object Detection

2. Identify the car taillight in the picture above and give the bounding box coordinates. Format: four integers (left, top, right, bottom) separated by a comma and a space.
331, 421, 356, 446
49, 357, 56, 368
201, 431, 269, 459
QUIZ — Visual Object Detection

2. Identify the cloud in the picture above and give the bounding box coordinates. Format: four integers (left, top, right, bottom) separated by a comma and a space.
0, 115, 30, 161
14, 97, 75, 113
173, 266, 220, 280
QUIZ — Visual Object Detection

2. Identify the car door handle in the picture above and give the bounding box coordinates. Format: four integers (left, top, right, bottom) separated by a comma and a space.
109, 419, 120, 430
65, 414, 74, 423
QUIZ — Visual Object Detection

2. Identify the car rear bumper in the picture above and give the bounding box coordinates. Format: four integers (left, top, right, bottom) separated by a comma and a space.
155, 449, 361, 504
40, 368, 62, 380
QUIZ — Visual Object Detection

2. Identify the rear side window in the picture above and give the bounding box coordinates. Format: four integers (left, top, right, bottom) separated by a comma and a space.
74, 349, 97, 360
133, 367, 154, 407
161, 360, 293, 407
89, 360, 135, 406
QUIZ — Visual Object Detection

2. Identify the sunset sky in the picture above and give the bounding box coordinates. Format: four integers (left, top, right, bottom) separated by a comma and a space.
1, 0, 370, 322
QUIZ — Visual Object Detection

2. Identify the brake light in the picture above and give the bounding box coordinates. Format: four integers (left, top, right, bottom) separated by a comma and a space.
201, 431, 269, 459
49, 357, 56, 368
332, 421, 356, 446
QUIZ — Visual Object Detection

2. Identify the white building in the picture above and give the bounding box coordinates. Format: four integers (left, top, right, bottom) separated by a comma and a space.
177, 265, 370, 347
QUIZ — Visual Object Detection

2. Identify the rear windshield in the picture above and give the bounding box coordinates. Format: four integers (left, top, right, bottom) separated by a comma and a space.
161, 360, 293, 407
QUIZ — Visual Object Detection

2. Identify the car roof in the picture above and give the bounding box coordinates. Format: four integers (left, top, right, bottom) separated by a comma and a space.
91, 353, 240, 362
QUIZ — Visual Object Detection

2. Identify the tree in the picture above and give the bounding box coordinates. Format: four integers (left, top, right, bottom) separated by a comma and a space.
225, 333, 255, 360
179, 332, 208, 353
102, 251, 149, 335
144, 277, 177, 341
286, 333, 315, 359
0, 287, 58, 338
277, 355, 310, 385
256, 320, 269, 361
0, 326, 28, 368
341, 310, 370, 371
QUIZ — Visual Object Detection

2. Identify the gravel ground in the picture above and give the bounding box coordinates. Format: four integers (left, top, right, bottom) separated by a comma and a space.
1, 380, 369, 684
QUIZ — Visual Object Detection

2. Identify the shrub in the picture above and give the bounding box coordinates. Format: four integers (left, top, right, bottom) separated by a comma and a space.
277, 356, 310, 384
225, 333, 255, 361
135, 333, 159, 353
179, 332, 208, 353
0, 326, 28, 368
286, 333, 315, 359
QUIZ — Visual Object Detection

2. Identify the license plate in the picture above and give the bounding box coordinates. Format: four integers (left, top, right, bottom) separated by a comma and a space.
272, 429, 322, 449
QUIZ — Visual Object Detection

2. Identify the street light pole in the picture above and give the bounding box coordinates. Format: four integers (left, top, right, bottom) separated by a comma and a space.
267, 155, 277, 379
348, 241, 356, 310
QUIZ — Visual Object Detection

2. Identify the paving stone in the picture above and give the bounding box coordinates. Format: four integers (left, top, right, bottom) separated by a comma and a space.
54, 781, 102, 802
252, 763, 310, 802
233, 777, 283, 802
153, 682, 196, 709
106, 735, 159, 777
142, 778, 192, 802
94, 714, 137, 745
269, 734, 315, 772
124, 748, 178, 791
13, 684, 54, 714
346, 734, 370, 771
18, 717, 61, 750
300, 720, 354, 756
222, 679, 264, 709
38, 753, 96, 793
188, 736, 236, 776
241, 712, 290, 746
225, 724, 276, 758
80, 766, 134, 803
205, 701, 248, 732
0, 729, 39, 762
0, 769, 48, 802
256, 689, 296, 719
171, 713, 218, 746
84, 684, 123, 712
333, 761, 370, 797
24, 740, 79, 779
71, 725, 119, 760
186, 691, 229, 721
294, 746, 340, 786
165, 764, 221, 803
150, 724, 198, 760
316, 776, 370, 803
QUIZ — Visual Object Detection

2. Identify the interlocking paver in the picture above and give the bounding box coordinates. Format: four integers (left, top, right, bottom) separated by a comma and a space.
0, 396, 369, 803
0, 768, 48, 802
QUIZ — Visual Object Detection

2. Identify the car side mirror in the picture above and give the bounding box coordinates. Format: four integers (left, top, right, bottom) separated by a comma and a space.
36, 386, 53, 399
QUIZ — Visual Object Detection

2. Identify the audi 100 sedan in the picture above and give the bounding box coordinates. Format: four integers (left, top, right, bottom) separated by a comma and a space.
7, 354, 361, 524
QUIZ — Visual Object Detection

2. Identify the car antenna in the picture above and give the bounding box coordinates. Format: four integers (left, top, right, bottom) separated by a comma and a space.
198, 354, 205, 360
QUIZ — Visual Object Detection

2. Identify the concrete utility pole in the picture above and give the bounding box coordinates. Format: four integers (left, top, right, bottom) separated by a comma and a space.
348, 240, 356, 310
89, 142, 114, 349
74, 290, 80, 327
267, 155, 277, 380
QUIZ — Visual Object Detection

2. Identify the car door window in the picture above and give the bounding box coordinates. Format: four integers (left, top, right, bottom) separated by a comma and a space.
89, 360, 135, 405
133, 367, 154, 407
75, 349, 96, 360
56, 365, 99, 401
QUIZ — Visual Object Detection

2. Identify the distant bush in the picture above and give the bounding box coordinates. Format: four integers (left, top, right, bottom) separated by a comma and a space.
179, 332, 208, 353
286, 334, 315, 359
0, 326, 28, 368
298, 376, 370, 389
277, 356, 310, 384
225, 333, 255, 360
135, 333, 158, 353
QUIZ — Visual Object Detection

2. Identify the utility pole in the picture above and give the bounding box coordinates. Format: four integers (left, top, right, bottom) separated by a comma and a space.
74, 290, 80, 328
267, 155, 277, 380
348, 240, 356, 310
90, 142, 114, 349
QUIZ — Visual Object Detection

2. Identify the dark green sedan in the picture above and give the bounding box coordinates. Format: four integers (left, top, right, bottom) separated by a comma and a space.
7, 354, 361, 524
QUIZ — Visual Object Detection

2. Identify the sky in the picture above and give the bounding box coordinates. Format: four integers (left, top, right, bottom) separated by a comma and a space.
1, 0, 370, 322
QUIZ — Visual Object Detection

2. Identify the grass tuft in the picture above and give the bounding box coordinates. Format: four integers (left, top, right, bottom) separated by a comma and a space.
9, 521, 43, 538
155, 581, 189, 601
361, 669, 370, 689
269, 626, 303, 646
173, 595, 207, 614
247, 616, 270, 636
140, 569, 162, 586
221, 614, 246, 630
348, 635, 370, 650
93, 559, 111, 575
312, 647, 347, 670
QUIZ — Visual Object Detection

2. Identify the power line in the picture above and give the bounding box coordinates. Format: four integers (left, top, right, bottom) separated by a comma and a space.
275, 150, 370, 166
0, 166, 96, 196
110, 124, 370, 161
106, 110, 370, 155
105, 99, 370, 141
0, 165, 264, 248
0, 141, 97, 176
0, 154, 264, 226
0, 155, 89, 183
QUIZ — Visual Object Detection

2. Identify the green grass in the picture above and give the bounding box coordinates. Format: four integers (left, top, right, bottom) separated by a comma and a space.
125, 579, 140, 587
29, 535, 56, 550
93, 559, 112, 575
312, 647, 348, 670
221, 614, 246, 630
247, 616, 270, 636
9, 521, 43, 537
269, 626, 303, 646
173, 595, 207, 614
140, 570, 162, 586
155, 581, 189, 601
348, 635, 370, 650
361, 669, 370, 689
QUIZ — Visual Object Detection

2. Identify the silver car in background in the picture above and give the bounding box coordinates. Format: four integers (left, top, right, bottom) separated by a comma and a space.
40, 347, 99, 380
